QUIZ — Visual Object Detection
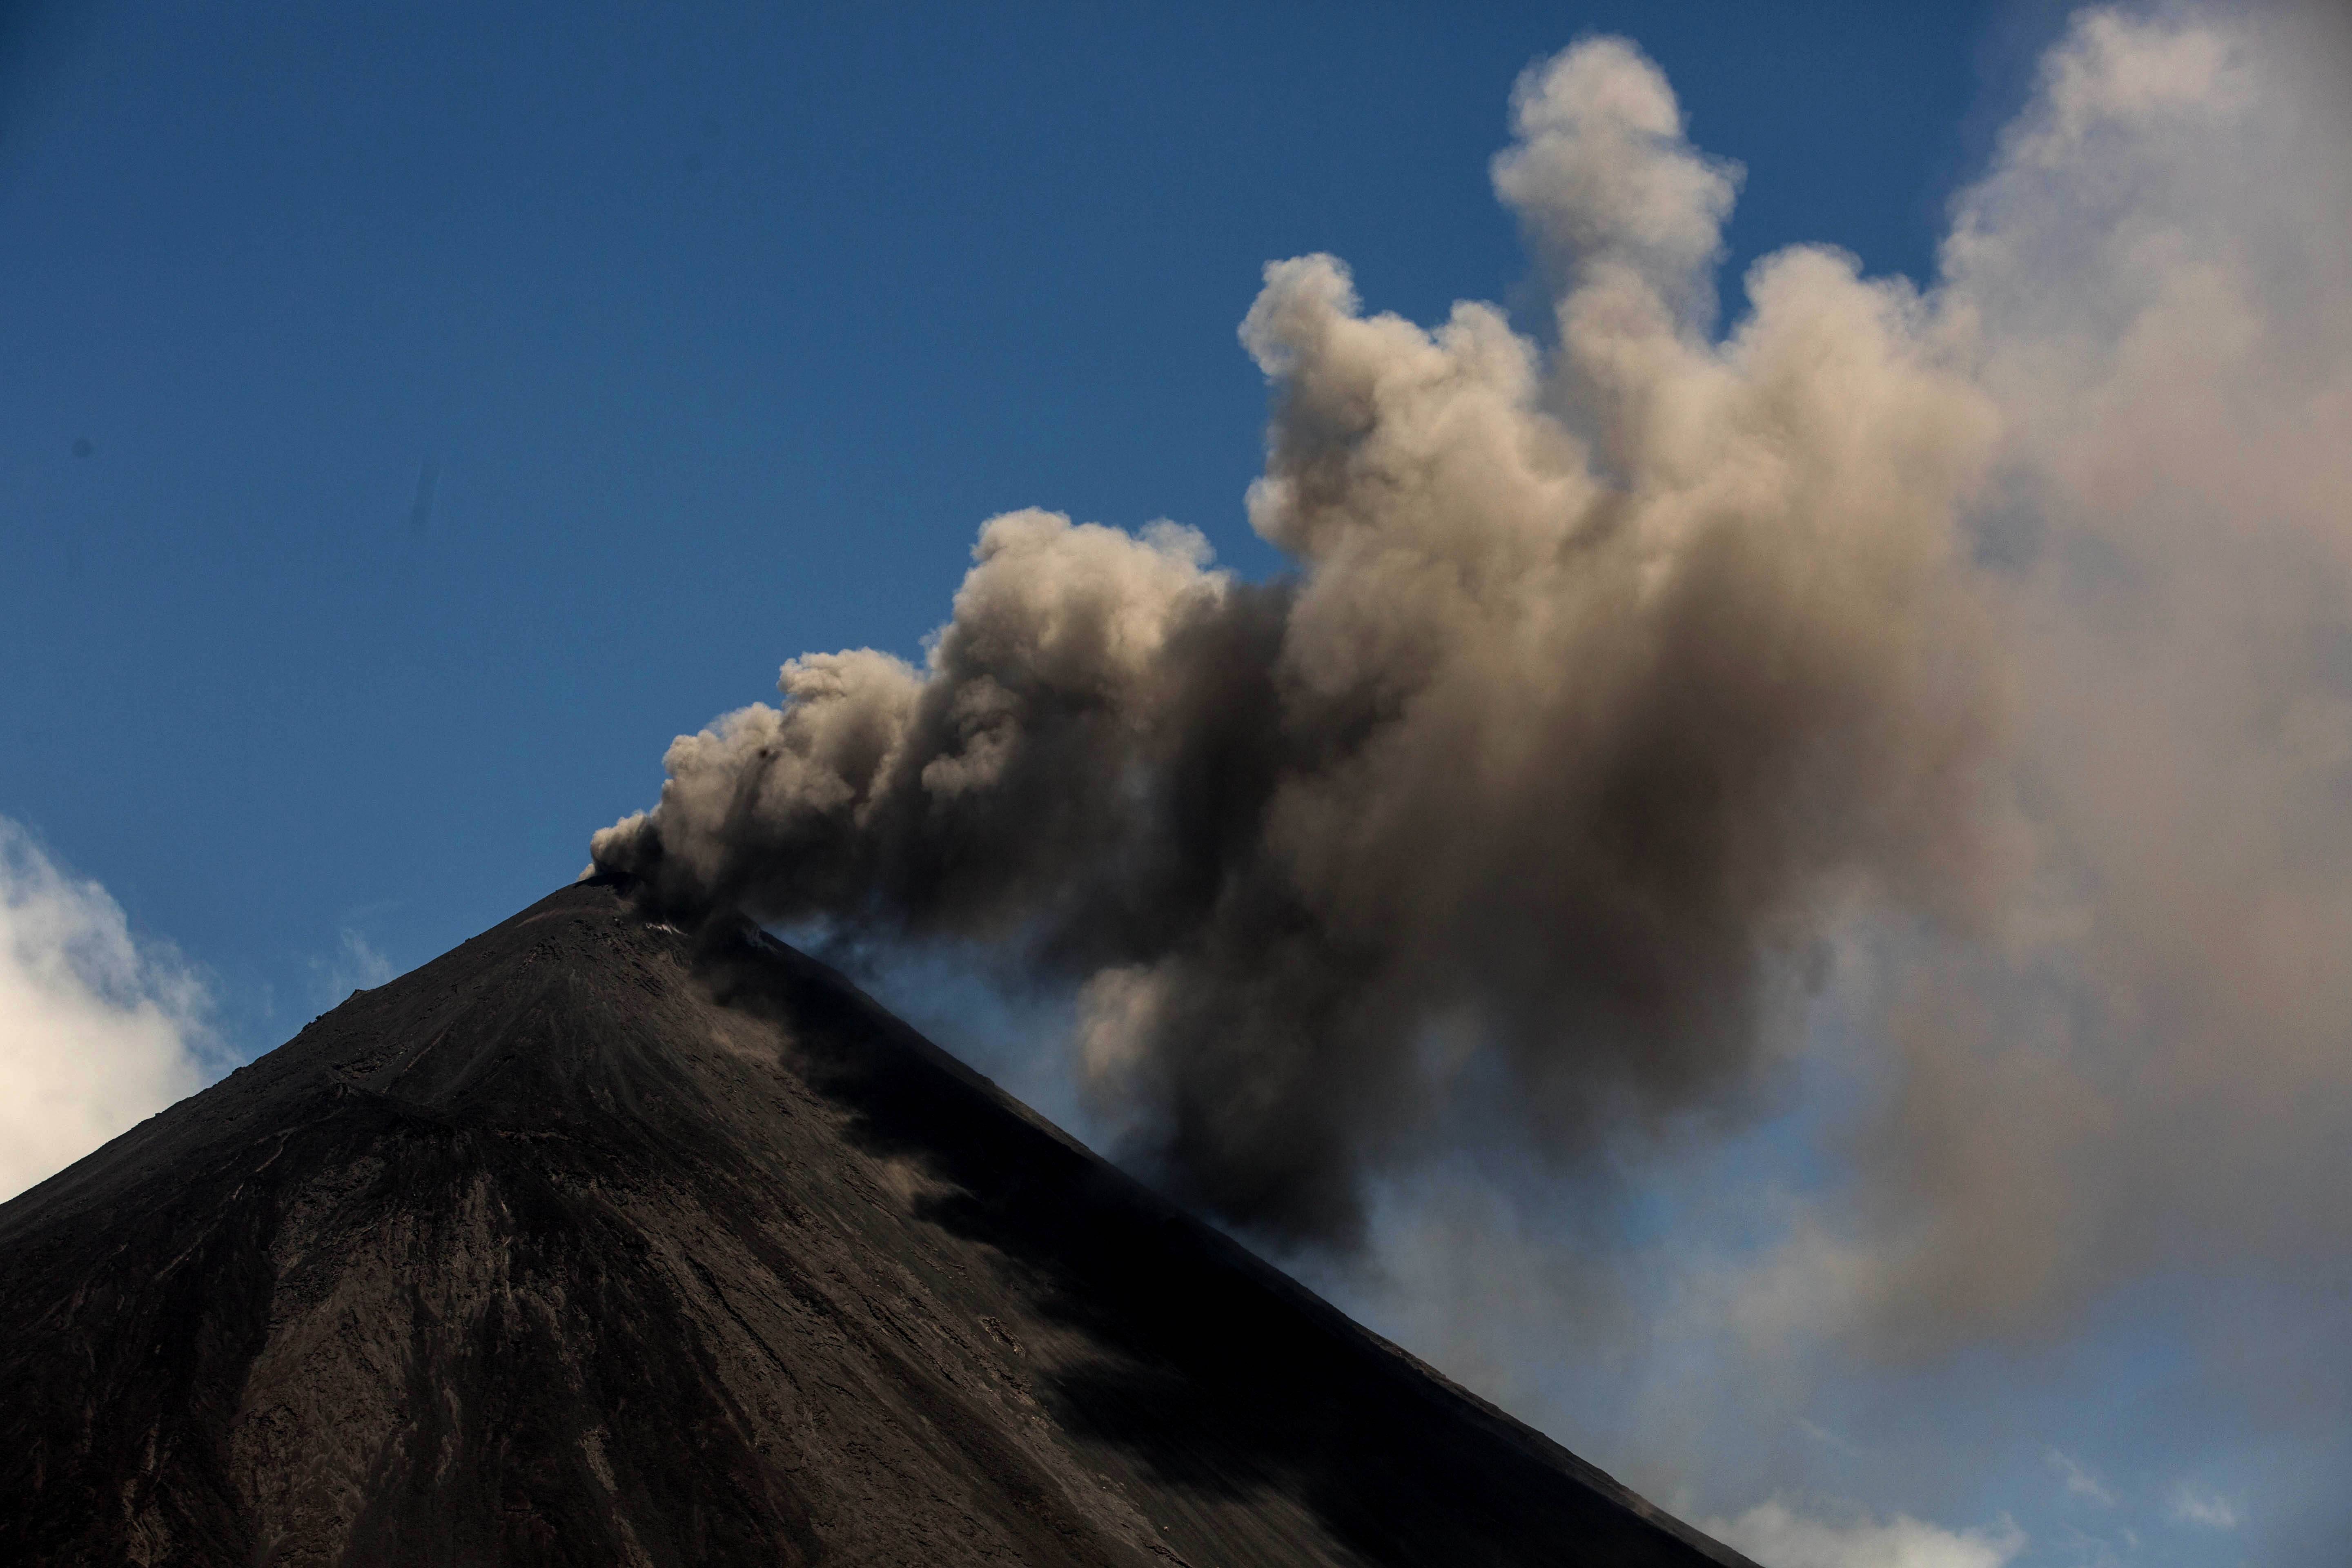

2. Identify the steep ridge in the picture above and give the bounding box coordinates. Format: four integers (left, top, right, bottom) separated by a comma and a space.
0, 876, 1758, 1567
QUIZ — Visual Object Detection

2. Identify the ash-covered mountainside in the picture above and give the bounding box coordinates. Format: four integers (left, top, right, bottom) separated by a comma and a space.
0, 877, 1756, 1568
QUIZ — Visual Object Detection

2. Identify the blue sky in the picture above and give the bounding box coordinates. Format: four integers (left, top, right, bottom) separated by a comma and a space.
6, 3, 2346, 1565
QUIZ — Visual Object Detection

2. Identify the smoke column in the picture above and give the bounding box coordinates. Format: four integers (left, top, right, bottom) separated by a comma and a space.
596, 0, 2352, 1355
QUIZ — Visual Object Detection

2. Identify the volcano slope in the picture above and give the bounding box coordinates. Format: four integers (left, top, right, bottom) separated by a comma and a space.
0, 876, 1756, 1568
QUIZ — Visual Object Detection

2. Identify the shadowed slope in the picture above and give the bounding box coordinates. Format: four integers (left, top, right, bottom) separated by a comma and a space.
0, 877, 1757, 1567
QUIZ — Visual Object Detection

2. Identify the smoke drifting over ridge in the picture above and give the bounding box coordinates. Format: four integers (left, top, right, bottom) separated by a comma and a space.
597, 0, 2352, 1355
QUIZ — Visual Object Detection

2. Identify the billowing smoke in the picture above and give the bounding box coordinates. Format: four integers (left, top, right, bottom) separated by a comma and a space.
595, 30, 2010, 1243
1791, 0, 2352, 1354
597, 0, 2352, 1369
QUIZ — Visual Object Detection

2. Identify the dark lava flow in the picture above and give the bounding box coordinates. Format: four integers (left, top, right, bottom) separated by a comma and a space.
0, 876, 1758, 1566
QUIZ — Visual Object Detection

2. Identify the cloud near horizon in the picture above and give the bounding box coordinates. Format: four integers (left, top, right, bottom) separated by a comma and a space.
0, 819, 213, 1203
1704, 1500, 2026, 1568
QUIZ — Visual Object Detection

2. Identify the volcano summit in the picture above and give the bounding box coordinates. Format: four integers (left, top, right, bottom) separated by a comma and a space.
0, 877, 1755, 1566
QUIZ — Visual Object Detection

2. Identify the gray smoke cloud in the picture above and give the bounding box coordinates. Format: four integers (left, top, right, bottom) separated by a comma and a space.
598, 10, 2352, 1407
1764, 0, 2352, 1356
594, 29, 2016, 1245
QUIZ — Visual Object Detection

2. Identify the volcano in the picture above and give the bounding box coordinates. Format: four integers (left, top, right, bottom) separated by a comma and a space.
0, 877, 1756, 1567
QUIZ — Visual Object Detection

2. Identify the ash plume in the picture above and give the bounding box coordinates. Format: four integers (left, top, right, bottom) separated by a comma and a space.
595, 33, 2011, 1243
601, 6, 2352, 1377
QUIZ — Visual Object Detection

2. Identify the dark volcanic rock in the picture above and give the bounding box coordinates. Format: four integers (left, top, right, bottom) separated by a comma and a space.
0, 877, 1757, 1567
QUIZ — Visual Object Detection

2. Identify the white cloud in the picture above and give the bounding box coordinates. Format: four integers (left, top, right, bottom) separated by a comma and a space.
0, 819, 214, 1203
2048, 1449, 2118, 1507
2168, 1484, 2239, 1529
1705, 1500, 2025, 1568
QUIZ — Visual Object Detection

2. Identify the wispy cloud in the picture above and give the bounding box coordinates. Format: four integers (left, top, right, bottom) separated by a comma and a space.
2168, 1484, 2239, 1529
2050, 1523, 2123, 1568
1799, 1419, 1865, 1460
310, 927, 396, 1008
2047, 1449, 2117, 1507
